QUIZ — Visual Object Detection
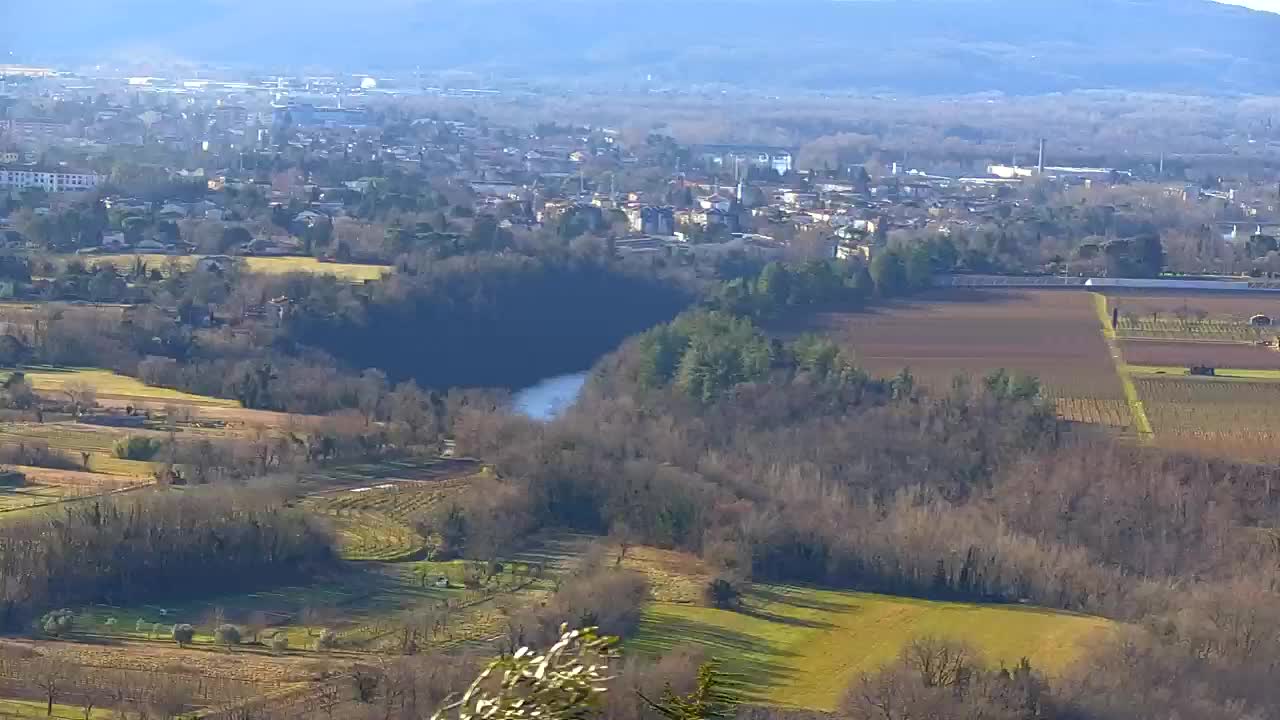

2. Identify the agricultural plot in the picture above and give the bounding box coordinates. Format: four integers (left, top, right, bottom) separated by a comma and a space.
1116, 317, 1270, 342
302, 459, 482, 495
81, 254, 391, 282
0, 422, 161, 478
1106, 291, 1280, 340
0, 466, 146, 513
71, 554, 559, 655
8, 637, 321, 704
0, 483, 73, 512
0, 302, 129, 335
320, 510, 427, 562
1053, 397, 1132, 429
0, 697, 115, 720
3, 367, 241, 408
302, 465, 478, 561
1135, 376, 1280, 461
630, 586, 1112, 711
1120, 340, 1280, 370
73, 580, 370, 646
57, 528, 1116, 713
809, 289, 1124, 400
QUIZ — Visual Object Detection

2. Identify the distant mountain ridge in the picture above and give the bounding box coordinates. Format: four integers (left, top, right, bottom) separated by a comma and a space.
4, 0, 1279, 94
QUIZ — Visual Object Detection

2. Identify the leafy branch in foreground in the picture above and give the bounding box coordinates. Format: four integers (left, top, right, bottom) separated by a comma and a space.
638, 661, 738, 720
431, 625, 617, 720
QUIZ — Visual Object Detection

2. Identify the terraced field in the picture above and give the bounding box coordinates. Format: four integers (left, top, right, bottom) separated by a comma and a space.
303, 473, 476, 561
321, 510, 427, 562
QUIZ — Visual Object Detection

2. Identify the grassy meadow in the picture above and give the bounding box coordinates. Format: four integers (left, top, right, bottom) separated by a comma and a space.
631, 586, 1112, 711
2, 367, 240, 408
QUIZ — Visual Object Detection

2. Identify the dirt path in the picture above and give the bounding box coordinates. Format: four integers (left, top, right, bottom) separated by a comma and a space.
1092, 293, 1154, 439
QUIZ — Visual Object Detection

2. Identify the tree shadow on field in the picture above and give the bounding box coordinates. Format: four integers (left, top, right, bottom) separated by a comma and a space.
734, 604, 834, 630
744, 586, 851, 613
630, 614, 800, 698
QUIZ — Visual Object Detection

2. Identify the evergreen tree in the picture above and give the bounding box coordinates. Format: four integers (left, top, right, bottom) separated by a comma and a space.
870, 250, 908, 297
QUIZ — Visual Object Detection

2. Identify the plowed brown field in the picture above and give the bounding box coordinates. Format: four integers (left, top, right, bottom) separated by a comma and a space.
1120, 340, 1280, 369
803, 289, 1123, 399
1105, 291, 1280, 322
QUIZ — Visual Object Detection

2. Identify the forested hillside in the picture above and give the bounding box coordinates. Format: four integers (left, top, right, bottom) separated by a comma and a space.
9, 0, 1280, 94
430, 298, 1280, 718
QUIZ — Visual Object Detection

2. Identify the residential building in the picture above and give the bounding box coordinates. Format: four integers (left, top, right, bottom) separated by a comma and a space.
694, 144, 794, 176
835, 240, 874, 262
636, 206, 676, 235
274, 104, 371, 129
5, 119, 72, 144
0, 167, 100, 193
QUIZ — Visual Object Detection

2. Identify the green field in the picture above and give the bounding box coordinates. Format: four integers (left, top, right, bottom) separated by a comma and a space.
2, 367, 240, 408
56, 524, 1113, 709
0, 698, 115, 720
71, 558, 553, 653
80, 254, 391, 283
0, 423, 162, 478
0, 484, 70, 512
629, 585, 1112, 711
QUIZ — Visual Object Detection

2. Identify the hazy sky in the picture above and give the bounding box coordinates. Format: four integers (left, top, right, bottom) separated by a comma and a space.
1216, 0, 1280, 11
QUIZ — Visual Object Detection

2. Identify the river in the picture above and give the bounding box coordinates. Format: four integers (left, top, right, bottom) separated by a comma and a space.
513, 371, 589, 421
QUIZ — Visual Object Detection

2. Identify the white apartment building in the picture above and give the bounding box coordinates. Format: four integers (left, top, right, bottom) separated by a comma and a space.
0, 167, 101, 193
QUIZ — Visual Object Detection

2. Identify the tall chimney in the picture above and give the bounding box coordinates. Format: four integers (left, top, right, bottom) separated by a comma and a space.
1037, 138, 1046, 175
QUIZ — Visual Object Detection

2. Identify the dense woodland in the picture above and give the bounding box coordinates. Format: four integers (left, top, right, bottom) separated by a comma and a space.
287, 252, 689, 390
0, 248, 688, 414
0, 488, 332, 629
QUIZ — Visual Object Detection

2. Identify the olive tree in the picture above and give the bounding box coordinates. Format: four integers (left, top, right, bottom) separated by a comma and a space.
214, 623, 241, 651
171, 623, 195, 648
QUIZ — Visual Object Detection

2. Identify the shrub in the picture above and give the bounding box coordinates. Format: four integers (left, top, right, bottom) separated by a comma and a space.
172, 623, 195, 647
269, 633, 289, 655
214, 623, 241, 650
0, 468, 24, 487
113, 435, 163, 461
705, 577, 741, 609
40, 609, 75, 637
316, 628, 338, 651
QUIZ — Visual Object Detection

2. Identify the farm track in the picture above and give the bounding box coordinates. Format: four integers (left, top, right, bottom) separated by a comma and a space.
1091, 294, 1154, 439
